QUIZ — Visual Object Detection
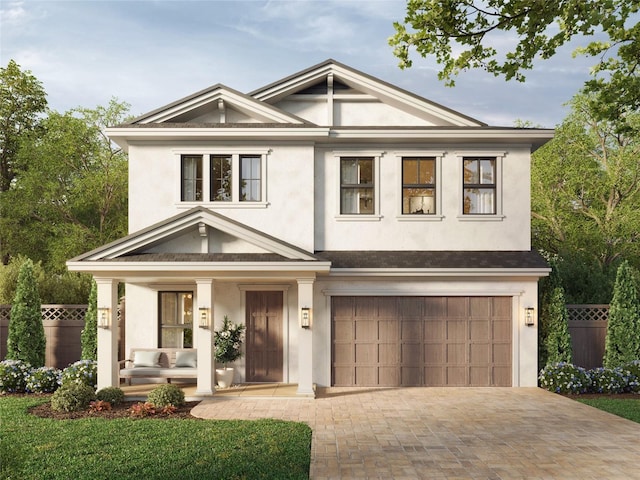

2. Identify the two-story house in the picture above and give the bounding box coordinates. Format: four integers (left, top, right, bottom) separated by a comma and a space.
67, 60, 553, 396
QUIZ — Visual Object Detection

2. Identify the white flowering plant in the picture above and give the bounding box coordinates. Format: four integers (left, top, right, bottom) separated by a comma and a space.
214, 316, 246, 366
620, 360, 640, 392
0, 359, 31, 393
26, 366, 62, 393
61, 360, 97, 389
538, 362, 590, 394
588, 367, 626, 394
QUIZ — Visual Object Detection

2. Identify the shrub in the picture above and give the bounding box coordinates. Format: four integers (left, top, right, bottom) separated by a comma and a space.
538, 362, 590, 394
544, 287, 573, 364
61, 360, 97, 389
80, 280, 97, 360
96, 386, 125, 405
619, 360, 640, 393
0, 359, 31, 393
147, 384, 185, 408
89, 400, 112, 412
214, 316, 245, 365
25, 366, 62, 393
129, 402, 156, 418
6, 259, 46, 367
588, 367, 627, 394
50, 383, 96, 412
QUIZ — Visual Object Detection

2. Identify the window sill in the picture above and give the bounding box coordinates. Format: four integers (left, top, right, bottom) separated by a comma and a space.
457, 214, 505, 222
177, 202, 270, 209
335, 215, 383, 222
396, 214, 444, 222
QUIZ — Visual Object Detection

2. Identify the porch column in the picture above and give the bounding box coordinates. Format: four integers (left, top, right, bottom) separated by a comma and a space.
296, 277, 315, 396
96, 278, 119, 390
195, 279, 215, 396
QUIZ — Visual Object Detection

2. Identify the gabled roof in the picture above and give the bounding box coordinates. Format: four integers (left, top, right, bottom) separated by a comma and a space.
129, 84, 312, 125
250, 59, 486, 127
69, 207, 321, 262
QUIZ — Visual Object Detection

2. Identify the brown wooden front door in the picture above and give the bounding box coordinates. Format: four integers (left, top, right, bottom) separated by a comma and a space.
246, 291, 283, 382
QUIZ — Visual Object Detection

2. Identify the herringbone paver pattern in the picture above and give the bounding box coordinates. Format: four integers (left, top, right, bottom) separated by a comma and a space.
191, 387, 640, 479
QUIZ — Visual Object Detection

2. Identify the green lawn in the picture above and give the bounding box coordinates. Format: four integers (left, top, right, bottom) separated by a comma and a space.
0, 396, 311, 480
576, 397, 640, 423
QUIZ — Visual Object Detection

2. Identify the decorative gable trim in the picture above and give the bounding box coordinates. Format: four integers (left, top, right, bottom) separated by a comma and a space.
130, 84, 310, 125
69, 207, 319, 262
250, 59, 486, 127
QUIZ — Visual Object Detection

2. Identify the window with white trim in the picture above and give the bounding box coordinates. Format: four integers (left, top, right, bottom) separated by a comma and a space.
176, 149, 268, 205
158, 291, 193, 348
462, 157, 496, 214
181, 155, 203, 201
402, 157, 436, 214
340, 157, 374, 214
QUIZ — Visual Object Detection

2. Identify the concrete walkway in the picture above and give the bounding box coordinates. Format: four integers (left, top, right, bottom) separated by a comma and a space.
191, 387, 640, 479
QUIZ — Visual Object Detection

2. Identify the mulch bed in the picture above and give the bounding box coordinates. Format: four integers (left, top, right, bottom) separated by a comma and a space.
28, 400, 201, 420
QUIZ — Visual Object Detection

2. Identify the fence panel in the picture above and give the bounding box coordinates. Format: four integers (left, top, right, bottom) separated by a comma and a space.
567, 304, 609, 370
0, 305, 87, 369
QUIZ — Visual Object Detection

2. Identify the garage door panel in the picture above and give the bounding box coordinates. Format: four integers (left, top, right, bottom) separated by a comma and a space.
332, 296, 512, 387
470, 343, 490, 363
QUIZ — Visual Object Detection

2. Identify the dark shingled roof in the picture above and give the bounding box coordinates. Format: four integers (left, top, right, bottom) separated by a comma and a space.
314, 251, 549, 269
110, 253, 307, 262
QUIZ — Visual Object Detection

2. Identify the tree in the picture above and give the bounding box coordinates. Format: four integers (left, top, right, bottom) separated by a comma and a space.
0, 60, 47, 193
6, 259, 46, 366
544, 286, 573, 365
0, 99, 129, 272
604, 261, 640, 367
538, 259, 563, 370
81, 280, 97, 360
390, 1, 640, 129
531, 94, 640, 301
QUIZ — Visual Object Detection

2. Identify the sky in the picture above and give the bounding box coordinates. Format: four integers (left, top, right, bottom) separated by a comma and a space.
1, 0, 603, 128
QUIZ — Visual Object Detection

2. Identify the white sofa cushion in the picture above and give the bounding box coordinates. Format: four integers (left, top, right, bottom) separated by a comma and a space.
175, 350, 197, 368
133, 350, 161, 367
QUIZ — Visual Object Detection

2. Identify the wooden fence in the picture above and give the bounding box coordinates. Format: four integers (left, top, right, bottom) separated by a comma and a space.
0, 305, 87, 369
567, 304, 609, 370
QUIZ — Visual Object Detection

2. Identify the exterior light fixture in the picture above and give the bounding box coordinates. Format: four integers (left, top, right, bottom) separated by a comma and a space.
97, 307, 110, 329
300, 307, 312, 329
525, 307, 535, 326
199, 307, 210, 329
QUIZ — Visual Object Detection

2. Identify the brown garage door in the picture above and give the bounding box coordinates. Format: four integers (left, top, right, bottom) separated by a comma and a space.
332, 296, 512, 387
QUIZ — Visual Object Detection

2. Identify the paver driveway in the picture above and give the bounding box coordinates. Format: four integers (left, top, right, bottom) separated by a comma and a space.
191, 387, 640, 479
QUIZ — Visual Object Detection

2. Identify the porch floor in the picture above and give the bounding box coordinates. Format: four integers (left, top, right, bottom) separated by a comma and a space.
120, 382, 303, 401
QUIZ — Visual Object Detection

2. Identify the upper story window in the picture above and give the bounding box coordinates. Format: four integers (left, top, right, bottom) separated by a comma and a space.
210, 155, 231, 201
176, 149, 269, 207
340, 157, 374, 214
181, 155, 203, 201
462, 157, 496, 214
402, 157, 436, 214
240, 155, 261, 202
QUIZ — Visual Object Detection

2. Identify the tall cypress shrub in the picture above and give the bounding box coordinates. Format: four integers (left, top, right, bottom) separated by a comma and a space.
81, 280, 97, 360
6, 259, 45, 367
538, 260, 563, 369
545, 286, 573, 365
604, 261, 640, 368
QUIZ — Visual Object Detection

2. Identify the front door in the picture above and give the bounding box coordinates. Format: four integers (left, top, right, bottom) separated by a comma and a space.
246, 291, 283, 382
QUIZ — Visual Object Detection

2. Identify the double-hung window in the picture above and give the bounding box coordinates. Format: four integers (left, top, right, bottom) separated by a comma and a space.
402, 157, 436, 214
181, 155, 203, 201
340, 157, 374, 214
240, 155, 261, 202
462, 157, 496, 214
158, 292, 193, 348
210, 155, 232, 201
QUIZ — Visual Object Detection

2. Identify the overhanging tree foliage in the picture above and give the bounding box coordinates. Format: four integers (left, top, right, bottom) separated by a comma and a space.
0, 99, 130, 273
531, 94, 640, 302
390, 0, 640, 130
6, 258, 46, 366
604, 261, 640, 367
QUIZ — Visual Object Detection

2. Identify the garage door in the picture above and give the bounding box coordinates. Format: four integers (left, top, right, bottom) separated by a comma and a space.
332, 296, 512, 387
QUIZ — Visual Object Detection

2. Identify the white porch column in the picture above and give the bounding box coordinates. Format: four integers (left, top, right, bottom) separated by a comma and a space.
296, 277, 315, 396
96, 278, 119, 390
195, 279, 215, 396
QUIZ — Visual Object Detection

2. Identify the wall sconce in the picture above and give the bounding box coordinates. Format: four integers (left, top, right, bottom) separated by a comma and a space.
97, 307, 110, 329
300, 307, 312, 329
199, 307, 210, 329
525, 307, 535, 326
